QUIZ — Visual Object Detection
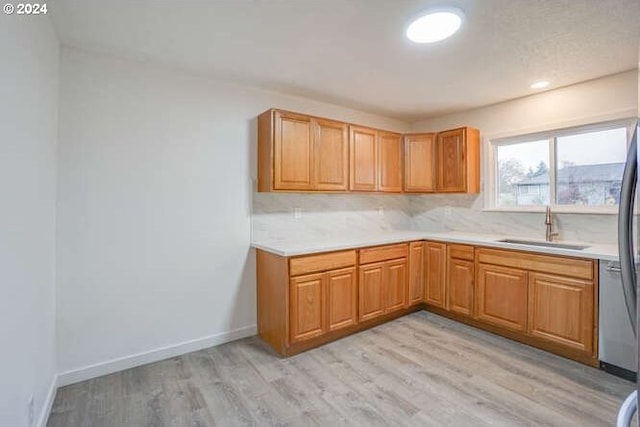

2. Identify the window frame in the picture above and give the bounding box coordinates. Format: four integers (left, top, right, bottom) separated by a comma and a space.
485, 118, 637, 214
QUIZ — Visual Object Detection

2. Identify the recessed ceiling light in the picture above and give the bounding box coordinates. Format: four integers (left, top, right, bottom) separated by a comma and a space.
406, 9, 464, 43
530, 80, 550, 89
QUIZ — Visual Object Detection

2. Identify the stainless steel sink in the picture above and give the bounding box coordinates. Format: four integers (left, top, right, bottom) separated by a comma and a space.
497, 238, 590, 250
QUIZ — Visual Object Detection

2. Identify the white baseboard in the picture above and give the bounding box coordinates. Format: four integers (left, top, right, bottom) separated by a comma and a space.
57, 324, 257, 387
37, 374, 58, 427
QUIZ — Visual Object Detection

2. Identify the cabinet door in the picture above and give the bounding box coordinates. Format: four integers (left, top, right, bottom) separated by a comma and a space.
327, 267, 358, 332
359, 262, 385, 321
273, 111, 314, 190
408, 242, 424, 306
404, 133, 435, 192
349, 126, 378, 191
378, 131, 402, 192
476, 264, 528, 332
290, 273, 325, 343
385, 258, 407, 313
448, 258, 474, 317
424, 242, 447, 308
436, 128, 466, 192
528, 273, 594, 353
314, 118, 349, 191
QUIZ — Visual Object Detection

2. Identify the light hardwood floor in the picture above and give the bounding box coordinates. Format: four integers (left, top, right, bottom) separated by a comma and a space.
48, 312, 634, 426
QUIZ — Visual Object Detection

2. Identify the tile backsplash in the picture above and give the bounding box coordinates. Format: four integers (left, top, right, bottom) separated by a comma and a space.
251, 193, 412, 241
252, 192, 619, 245
410, 194, 619, 244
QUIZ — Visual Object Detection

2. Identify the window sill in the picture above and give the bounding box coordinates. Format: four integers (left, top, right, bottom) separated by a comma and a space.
482, 206, 618, 215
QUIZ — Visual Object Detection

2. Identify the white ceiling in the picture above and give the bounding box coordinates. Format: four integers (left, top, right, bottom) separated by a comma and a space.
49, 0, 640, 121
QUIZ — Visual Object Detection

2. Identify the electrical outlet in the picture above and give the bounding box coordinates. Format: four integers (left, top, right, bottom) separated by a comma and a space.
377, 207, 384, 217
27, 395, 34, 427
293, 208, 302, 221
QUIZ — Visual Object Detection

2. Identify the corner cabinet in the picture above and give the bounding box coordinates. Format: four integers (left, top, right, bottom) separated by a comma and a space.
424, 241, 447, 308
407, 241, 425, 306
435, 127, 480, 193
258, 109, 348, 192
404, 127, 479, 194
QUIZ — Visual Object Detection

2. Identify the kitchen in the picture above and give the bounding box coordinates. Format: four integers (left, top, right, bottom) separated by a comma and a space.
2, 1, 639, 426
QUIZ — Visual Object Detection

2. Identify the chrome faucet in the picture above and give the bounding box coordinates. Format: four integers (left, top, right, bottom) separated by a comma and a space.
545, 206, 559, 242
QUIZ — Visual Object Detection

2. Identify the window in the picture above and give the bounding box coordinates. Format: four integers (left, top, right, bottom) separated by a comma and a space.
492, 120, 635, 210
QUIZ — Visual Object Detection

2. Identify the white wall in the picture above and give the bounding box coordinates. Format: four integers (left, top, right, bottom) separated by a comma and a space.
0, 15, 59, 427
409, 70, 639, 243
412, 70, 638, 137
56, 47, 409, 383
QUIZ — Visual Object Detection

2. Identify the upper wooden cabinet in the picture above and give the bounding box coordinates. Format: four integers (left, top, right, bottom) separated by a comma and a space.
258, 109, 348, 192
378, 131, 403, 192
315, 118, 350, 191
404, 128, 479, 194
350, 126, 402, 193
270, 110, 314, 191
258, 108, 480, 194
349, 125, 378, 191
404, 133, 436, 192
436, 127, 480, 193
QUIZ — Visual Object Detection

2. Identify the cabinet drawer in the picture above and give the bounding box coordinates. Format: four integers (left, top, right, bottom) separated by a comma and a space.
359, 243, 408, 264
290, 250, 356, 276
476, 248, 594, 281
449, 244, 474, 261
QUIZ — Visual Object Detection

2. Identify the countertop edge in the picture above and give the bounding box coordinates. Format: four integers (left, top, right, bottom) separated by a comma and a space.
251, 232, 619, 261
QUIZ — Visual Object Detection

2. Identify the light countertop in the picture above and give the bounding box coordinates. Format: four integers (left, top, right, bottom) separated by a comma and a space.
251, 230, 619, 261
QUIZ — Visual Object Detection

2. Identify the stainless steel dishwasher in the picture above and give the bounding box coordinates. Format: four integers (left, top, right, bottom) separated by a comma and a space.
599, 260, 637, 380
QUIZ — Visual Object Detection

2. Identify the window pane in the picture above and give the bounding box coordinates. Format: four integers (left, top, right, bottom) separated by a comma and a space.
556, 128, 627, 207
497, 140, 550, 207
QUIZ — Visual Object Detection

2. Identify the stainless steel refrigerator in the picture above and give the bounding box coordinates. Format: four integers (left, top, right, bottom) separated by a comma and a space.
617, 122, 639, 426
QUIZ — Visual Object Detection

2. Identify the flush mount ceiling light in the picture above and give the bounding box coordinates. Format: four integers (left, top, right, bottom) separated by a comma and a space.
530, 80, 550, 89
406, 9, 464, 43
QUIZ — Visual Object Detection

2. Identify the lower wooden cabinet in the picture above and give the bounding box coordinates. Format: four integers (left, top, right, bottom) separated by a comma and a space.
448, 258, 474, 316
408, 241, 425, 306
327, 267, 358, 332
424, 242, 447, 308
290, 272, 326, 343
385, 258, 407, 313
258, 241, 598, 366
359, 244, 408, 322
476, 263, 528, 332
290, 267, 357, 344
258, 243, 412, 356
528, 272, 594, 353
446, 244, 474, 317
359, 262, 385, 322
